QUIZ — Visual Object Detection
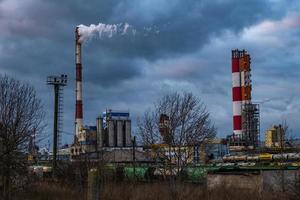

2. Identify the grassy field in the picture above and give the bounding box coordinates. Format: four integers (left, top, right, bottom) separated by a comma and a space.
13, 181, 298, 200
15, 182, 83, 200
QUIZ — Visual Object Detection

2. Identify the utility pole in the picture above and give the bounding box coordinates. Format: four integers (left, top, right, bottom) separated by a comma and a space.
47, 74, 67, 175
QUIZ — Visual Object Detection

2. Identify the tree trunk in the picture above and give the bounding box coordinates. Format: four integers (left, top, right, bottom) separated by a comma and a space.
4, 168, 11, 200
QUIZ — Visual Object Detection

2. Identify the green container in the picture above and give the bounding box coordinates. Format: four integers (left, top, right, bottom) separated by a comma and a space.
182, 167, 207, 182
286, 166, 299, 170
124, 167, 149, 181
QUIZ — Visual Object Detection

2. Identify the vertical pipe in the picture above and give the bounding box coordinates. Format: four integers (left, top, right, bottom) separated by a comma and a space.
75, 27, 83, 138
232, 49, 242, 137
96, 117, 103, 150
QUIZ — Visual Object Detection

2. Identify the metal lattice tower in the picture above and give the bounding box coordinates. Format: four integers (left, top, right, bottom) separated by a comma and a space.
47, 74, 67, 173
58, 86, 64, 148
242, 103, 260, 148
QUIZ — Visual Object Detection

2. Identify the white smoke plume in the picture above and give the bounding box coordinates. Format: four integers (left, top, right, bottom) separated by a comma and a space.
77, 22, 136, 42
77, 22, 161, 42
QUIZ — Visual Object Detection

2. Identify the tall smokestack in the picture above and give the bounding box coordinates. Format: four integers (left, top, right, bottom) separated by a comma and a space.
232, 49, 242, 137
232, 49, 252, 139
75, 27, 83, 138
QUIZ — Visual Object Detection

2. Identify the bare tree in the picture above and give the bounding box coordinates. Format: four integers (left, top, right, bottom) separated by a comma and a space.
281, 120, 298, 147
138, 92, 216, 173
0, 75, 45, 199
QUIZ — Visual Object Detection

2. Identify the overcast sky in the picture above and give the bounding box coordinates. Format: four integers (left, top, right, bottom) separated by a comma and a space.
0, 0, 299, 147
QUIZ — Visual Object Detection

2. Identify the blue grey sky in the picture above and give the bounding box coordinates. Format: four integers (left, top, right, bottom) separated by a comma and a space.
0, 0, 299, 147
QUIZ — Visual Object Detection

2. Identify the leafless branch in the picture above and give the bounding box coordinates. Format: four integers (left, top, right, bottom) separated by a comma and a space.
0, 75, 45, 199
137, 91, 216, 173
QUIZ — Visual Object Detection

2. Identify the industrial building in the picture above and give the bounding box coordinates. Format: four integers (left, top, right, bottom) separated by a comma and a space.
265, 125, 285, 148
35, 24, 300, 191
97, 110, 132, 148
75, 125, 97, 153
67, 26, 299, 168
228, 49, 260, 150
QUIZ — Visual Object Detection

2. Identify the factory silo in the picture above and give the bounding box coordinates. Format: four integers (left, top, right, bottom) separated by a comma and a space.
102, 110, 132, 147
117, 120, 124, 147
125, 120, 131, 146
108, 120, 115, 147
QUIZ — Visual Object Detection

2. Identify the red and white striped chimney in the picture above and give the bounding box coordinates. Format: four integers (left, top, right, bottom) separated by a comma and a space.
232, 50, 242, 137
75, 27, 83, 138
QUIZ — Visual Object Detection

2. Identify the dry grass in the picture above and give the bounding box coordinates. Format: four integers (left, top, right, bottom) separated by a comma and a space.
14, 182, 83, 200
100, 182, 292, 200
12, 181, 298, 200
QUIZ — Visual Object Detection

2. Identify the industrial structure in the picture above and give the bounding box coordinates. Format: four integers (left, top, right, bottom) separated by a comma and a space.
75, 27, 83, 140
75, 125, 97, 154
61, 26, 298, 171
71, 110, 132, 155
47, 74, 67, 172
265, 125, 285, 148
71, 27, 132, 156
159, 114, 171, 144
34, 24, 300, 191
242, 103, 260, 147
229, 49, 260, 150
97, 110, 132, 148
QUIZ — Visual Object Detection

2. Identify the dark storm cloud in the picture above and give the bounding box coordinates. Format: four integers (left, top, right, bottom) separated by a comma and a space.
1, 0, 292, 56
84, 55, 142, 88
108, 0, 284, 57
67, 0, 292, 60
0, 0, 293, 82
0, 0, 300, 144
